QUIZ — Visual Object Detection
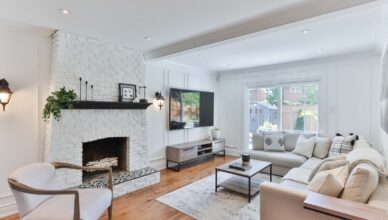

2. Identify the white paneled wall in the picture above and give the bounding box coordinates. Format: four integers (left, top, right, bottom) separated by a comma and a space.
218, 52, 381, 155
146, 63, 218, 169
0, 28, 51, 217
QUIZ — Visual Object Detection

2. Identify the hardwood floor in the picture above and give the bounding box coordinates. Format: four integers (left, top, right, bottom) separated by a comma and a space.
2, 155, 237, 220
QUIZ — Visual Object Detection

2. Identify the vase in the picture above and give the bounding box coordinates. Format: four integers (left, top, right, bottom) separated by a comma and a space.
211, 130, 221, 140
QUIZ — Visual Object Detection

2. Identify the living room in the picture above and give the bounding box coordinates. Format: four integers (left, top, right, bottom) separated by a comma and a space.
1, 0, 388, 220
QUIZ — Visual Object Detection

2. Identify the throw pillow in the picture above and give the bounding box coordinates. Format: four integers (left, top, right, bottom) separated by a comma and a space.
308, 163, 349, 197
308, 156, 347, 182
340, 163, 379, 203
328, 134, 357, 157
252, 133, 264, 150
284, 131, 316, 151
313, 137, 332, 159
263, 133, 285, 152
292, 135, 316, 158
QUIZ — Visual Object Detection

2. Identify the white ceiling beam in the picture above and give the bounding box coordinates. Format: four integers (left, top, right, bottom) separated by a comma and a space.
145, 0, 376, 61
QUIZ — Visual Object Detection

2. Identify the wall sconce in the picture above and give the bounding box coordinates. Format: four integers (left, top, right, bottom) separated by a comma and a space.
0, 79, 13, 111
155, 92, 165, 110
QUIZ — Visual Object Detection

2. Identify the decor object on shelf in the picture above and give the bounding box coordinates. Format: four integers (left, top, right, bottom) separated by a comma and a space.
211, 128, 221, 140
79, 77, 82, 100
91, 84, 94, 101
85, 81, 88, 100
139, 86, 148, 103
43, 87, 77, 121
242, 153, 251, 166
119, 83, 137, 102
0, 78, 13, 111
155, 92, 165, 110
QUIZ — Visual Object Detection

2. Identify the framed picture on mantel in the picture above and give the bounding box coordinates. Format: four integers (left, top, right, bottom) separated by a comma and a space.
119, 83, 137, 102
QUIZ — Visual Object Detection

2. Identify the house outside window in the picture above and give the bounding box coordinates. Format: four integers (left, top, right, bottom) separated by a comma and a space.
249, 83, 319, 134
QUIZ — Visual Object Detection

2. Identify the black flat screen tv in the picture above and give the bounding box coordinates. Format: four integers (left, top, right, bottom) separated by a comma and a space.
169, 88, 214, 130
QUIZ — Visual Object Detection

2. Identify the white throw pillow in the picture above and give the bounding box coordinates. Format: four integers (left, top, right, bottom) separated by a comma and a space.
313, 137, 332, 159
263, 133, 285, 152
308, 163, 349, 197
340, 163, 379, 203
292, 135, 316, 158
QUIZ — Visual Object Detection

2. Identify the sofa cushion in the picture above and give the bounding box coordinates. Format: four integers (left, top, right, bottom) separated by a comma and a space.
280, 179, 309, 193
313, 137, 332, 159
282, 168, 311, 184
248, 150, 307, 168
367, 183, 388, 212
300, 157, 323, 171
340, 163, 379, 203
263, 133, 285, 152
252, 133, 264, 150
284, 131, 316, 151
292, 136, 316, 158
24, 188, 112, 220
308, 163, 349, 197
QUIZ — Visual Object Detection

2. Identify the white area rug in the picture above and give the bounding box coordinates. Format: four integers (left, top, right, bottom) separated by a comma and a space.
157, 173, 281, 220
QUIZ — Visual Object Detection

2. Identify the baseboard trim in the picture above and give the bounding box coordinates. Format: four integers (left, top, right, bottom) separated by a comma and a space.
0, 193, 17, 218
149, 157, 166, 170
225, 149, 242, 157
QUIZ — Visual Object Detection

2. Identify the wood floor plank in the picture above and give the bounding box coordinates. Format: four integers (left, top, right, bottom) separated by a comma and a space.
1, 155, 237, 220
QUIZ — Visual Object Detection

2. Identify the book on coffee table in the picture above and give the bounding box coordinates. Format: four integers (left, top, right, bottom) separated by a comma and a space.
229, 162, 252, 171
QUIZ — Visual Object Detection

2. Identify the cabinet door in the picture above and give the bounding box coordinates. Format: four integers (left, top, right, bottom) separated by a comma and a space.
179, 146, 198, 162
213, 140, 225, 152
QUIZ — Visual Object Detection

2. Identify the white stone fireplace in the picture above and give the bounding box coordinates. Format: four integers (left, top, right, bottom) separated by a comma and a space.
44, 30, 159, 196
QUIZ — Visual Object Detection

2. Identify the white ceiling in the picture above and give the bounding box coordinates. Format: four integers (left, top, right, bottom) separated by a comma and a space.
0, 0, 308, 51
0, 0, 383, 73
163, 6, 383, 72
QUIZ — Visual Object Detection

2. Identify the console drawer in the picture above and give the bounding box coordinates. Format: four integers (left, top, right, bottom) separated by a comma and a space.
179, 146, 198, 162
213, 139, 225, 152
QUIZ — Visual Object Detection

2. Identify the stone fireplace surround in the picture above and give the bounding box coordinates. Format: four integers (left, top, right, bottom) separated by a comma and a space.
44, 31, 160, 197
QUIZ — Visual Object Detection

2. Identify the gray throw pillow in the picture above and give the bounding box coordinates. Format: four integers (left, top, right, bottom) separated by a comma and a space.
263, 133, 285, 152
313, 137, 332, 159
252, 133, 264, 150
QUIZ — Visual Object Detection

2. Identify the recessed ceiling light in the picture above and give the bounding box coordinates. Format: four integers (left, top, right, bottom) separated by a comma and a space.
318, 48, 325, 53
301, 29, 311, 35
144, 36, 152, 41
59, 9, 70, 15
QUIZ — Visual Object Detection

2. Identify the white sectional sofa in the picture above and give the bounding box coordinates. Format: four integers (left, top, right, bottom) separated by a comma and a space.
248, 131, 317, 176
248, 133, 388, 220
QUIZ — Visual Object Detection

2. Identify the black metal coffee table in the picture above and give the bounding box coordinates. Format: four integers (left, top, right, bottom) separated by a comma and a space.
215, 159, 272, 202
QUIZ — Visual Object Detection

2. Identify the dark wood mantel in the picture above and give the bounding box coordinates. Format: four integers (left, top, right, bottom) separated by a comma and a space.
68, 101, 153, 110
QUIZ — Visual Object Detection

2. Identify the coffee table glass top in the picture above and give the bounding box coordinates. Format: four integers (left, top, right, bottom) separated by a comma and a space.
216, 158, 271, 177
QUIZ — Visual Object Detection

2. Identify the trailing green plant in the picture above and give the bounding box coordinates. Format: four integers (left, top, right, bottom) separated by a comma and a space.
43, 87, 78, 121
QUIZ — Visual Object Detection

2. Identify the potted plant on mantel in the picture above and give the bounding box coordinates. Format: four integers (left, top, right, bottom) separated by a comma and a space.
43, 87, 78, 121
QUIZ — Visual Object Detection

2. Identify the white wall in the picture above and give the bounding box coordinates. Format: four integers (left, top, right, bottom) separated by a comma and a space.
145, 62, 218, 169
218, 51, 381, 155
0, 27, 51, 217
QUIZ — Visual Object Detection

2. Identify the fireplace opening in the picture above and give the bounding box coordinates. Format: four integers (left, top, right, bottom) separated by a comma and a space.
82, 137, 128, 179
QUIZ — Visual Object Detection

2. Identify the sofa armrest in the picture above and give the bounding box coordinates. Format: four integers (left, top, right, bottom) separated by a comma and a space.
260, 181, 340, 220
